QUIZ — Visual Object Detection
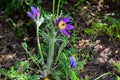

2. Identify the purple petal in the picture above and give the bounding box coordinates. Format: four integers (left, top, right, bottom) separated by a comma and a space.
65, 24, 74, 30
70, 57, 76, 68
27, 12, 35, 19
60, 29, 70, 37
31, 6, 40, 16
63, 17, 70, 23
56, 17, 63, 26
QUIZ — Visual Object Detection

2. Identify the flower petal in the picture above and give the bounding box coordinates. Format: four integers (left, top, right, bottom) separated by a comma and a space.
65, 24, 74, 30
31, 6, 40, 15
70, 57, 76, 68
56, 17, 63, 26
63, 17, 70, 23
27, 12, 35, 19
60, 29, 70, 37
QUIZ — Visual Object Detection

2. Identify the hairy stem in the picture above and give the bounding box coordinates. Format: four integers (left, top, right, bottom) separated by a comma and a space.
56, 0, 61, 18
52, 0, 55, 18
47, 31, 56, 74
36, 24, 44, 65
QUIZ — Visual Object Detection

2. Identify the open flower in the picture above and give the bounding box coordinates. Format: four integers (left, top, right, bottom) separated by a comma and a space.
70, 56, 76, 68
56, 17, 74, 37
27, 6, 40, 19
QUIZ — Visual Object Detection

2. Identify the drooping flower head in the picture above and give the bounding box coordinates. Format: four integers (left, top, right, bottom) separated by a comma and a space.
56, 17, 74, 37
27, 6, 40, 19
69, 56, 76, 68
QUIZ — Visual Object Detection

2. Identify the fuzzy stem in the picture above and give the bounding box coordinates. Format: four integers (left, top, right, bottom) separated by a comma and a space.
24, 46, 41, 69
52, 0, 55, 18
36, 24, 44, 65
47, 31, 56, 74
46, 0, 56, 74
56, 0, 61, 18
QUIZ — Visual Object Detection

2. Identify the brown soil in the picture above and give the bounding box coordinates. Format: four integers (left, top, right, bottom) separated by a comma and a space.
0, 16, 26, 68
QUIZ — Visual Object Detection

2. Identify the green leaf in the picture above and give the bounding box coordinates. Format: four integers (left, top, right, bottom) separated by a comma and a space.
117, 34, 120, 40
58, 38, 68, 54
112, 60, 120, 73
70, 70, 79, 80
22, 42, 28, 50
116, 76, 120, 80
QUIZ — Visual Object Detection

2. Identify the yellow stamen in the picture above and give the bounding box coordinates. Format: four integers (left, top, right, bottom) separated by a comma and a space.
58, 21, 66, 29
44, 77, 49, 80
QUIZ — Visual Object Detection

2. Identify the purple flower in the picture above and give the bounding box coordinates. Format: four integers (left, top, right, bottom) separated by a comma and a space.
69, 57, 76, 68
27, 6, 40, 19
56, 17, 74, 37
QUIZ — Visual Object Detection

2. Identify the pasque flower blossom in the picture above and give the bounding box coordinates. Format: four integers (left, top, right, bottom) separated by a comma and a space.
70, 56, 76, 68
27, 6, 44, 27
56, 17, 74, 37
27, 6, 40, 19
